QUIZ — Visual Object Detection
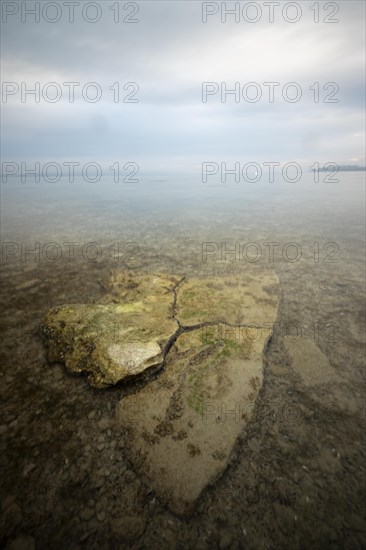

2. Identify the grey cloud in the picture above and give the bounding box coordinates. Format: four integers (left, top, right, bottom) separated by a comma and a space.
1, 1, 365, 167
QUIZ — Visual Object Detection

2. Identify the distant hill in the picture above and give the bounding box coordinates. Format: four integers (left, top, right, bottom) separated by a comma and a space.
311, 165, 366, 172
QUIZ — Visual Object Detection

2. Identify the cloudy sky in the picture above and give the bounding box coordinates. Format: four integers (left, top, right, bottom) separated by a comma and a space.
1, 0, 365, 173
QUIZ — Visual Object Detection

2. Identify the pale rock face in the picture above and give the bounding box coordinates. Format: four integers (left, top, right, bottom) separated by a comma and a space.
41, 270, 280, 513
107, 342, 162, 375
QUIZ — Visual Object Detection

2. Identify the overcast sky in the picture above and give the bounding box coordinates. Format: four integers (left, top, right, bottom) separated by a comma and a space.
1, 0, 365, 173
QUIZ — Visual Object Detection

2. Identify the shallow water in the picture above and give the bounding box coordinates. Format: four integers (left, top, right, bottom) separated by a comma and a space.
1, 171, 365, 239
1, 172, 365, 548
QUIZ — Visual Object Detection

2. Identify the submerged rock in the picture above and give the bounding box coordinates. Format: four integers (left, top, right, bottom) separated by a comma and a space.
284, 337, 362, 415
41, 270, 280, 513
116, 271, 279, 514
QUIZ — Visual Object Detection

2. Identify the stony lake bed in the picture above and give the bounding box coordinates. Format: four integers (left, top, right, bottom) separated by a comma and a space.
0, 230, 365, 549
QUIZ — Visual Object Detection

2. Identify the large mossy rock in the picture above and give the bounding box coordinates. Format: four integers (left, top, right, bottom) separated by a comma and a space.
41, 270, 280, 513
41, 273, 180, 387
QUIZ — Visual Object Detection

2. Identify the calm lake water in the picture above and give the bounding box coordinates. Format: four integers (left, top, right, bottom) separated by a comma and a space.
0, 169, 365, 549
1, 171, 365, 242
